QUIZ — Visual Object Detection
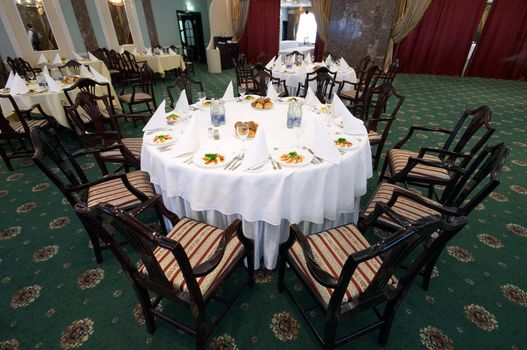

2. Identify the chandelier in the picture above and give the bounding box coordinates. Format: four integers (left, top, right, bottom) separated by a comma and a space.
109, 0, 125, 6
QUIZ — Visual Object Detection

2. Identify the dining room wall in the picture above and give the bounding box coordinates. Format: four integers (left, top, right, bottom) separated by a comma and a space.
0, 23, 16, 59
58, 0, 85, 52
326, 0, 396, 67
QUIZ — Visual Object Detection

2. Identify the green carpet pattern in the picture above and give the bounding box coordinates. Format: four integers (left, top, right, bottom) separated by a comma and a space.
1, 65, 527, 350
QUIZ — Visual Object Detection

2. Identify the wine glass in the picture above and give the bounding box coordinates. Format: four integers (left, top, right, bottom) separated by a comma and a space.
293, 117, 304, 147
324, 95, 333, 127
238, 86, 246, 101
237, 122, 249, 151
198, 91, 206, 104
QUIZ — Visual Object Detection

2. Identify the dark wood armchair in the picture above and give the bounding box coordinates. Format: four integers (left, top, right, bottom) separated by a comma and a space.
297, 67, 337, 104
361, 143, 508, 289
234, 64, 257, 94
286, 50, 305, 62
30, 126, 158, 263
354, 55, 373, 75
76, 196, 254, 349
278, 206, 467, 349
118, 63, 156, 125
379, 105, 496, 198
182, 44, 195, 76
58, 60, 82, 76
0, 94, 57, 170
166, 74, 204, 107
65, 91, 142, 175
8, 57, 41, 81
337, 64, 381, 119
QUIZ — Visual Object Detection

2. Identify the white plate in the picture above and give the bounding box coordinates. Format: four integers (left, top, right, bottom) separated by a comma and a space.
145, 130, 177, 146
165, 112, 189, 124
272, 148, 313, 167
282, 97, 304, 104
193, 152, 231, 168
242, 95, 258, 102
333, 136, 360, 151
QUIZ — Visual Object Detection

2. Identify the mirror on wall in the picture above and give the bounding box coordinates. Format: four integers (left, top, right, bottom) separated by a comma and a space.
15, 0, 58, 51
107, 0, 134, 45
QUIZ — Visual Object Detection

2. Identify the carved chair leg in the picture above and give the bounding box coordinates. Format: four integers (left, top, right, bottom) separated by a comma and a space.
246, 244, 255, 287
85, 228, 103, 264
373, 142, 385, 171
378, 152, 390, 183
421, 250, 442, 290
195, 311, 207, 350
379, 297, 401, 346
0, 144, 14, 171
323, 315, 338, 350
133, 283, 157, 334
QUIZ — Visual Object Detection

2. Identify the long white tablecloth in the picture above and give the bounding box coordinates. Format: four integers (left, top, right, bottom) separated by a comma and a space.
134, 53, 186, 77
141, 100, 372, 269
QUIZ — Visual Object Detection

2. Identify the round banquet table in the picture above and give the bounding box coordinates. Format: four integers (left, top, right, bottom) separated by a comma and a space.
141, 100, 373, 269
273, 63, 357, 96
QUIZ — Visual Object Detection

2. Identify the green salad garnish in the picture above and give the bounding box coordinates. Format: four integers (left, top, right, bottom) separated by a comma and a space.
288, 151, 299, 158
204, 153, 218, 160
337, 137, 347, 143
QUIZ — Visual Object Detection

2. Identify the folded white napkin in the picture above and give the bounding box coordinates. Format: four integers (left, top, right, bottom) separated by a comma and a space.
72, 52, 84, 61
4, 71, 14, 89
44, 72, 61, 92
339, 58, 351, 71
332, 94, 367, 135
132, 48, 138, 55
240, 127, 269, 170
305, 87, 322, 107
53, 53, 62, 65
266, 81, 279, 100
88, 52, 98, 61
119, 47, 125, 54
89, 66, 110, 83
10, 73, 29, 95
173, 117, 199, 157
325, 54, 333, 65
37, 53, 48, 64
313, 118, 341, 164
146, 47, 153, 56
42, 65, 49, 76
274, 59, 283, 71
304, 53, 312, 65
265, 56, 276, 70
222, 81, 234, 100
175, 89, 190, 113
80, 65, 93, 79
142, 100, 168, 131
168, 48, 177, 55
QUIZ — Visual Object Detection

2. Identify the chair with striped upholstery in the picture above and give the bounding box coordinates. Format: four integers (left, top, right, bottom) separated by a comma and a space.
379, 105, 495, 199
337, 65, 381, 120
0, 94, 57, 170
78, 197, 254, 350
361, 143, 508, 289
30, 126, 158, 263
118, 63, 156, 126
278, 208, 466, 349
65, 91, 142, 175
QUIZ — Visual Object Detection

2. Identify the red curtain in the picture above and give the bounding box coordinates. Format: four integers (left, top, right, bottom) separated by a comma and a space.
394, 0, 486, 76
466, 0, 527, 80
238, 0, 280, 64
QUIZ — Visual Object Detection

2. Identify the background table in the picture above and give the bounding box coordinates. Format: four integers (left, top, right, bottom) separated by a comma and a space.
38, 59, 112, 82
134, 53, 186, 77
278, 45, 315, 59
141, 100, 372, 269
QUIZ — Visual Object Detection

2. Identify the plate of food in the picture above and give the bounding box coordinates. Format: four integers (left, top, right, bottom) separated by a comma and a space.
234, 121, 258, 139
334, 136, 360, 151
193, 152, 230, 168
251, 97, 273, 110
272, 148, 313, 167
282, 96, 304, 104
201, 100, 212, 107
165, 112, 189, 125
243, 95, 258, 102
315, 104, 332, 113
145, 130, 177, 146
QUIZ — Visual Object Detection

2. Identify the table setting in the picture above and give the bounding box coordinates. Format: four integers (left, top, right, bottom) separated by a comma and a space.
36, 51, 112, 82
133, 47, 186, 77
140, 82, 372, 269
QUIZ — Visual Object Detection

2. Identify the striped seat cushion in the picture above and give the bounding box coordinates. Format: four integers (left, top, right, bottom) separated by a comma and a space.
119, 92, 152, 103
363, 183, 441, 229
77, 107, 110, 124
288, 224, 397, 312
138, 217, 244, 300
99, 137, 142, 159
86, 170, 154, 208
368, 130, 382, 144
9, 119, 49, 133
339, 89, 358, 100
389, 149, 451, 181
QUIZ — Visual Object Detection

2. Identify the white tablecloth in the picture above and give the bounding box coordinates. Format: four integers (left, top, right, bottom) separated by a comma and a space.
278, 45, 315, 59
141, 100, 372, 269
38, 59, 112, 82
273, 63, 357, 96
134, 53, 186, 77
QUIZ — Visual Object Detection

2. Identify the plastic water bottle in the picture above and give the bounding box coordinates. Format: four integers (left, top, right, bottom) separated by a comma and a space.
210, 99, 221, 127
294, 102, 303, 127
287, 102, 296, 128
218, 99, 226, 125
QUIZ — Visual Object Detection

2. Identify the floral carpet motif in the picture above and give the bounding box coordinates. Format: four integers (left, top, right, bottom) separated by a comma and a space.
0, 67, 526, 349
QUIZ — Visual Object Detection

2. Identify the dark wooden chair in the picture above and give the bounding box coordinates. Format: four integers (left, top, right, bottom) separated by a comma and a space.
105, 49, 125, 83
256, 51, 268, 65
361, 143, 508, 289
58, 60, 82, 76
0, 94, 57, 170
365, 83, 405, 170
76, 196, 255, 350
169, 45, 180, 54
0, 55, 9, 87
297, 66, 337, 104
234, 63, 257, 94
63, 78, 116, 115
30, 126, 158, 263
118, 63, 156, 125
237, 53, 248, 68
286, 50, 305, 62
379, 105, 496, 199
380, 59, 400, 84
337, 64, 381, 119
8, 57, 41, 81
65, 91, 142, 175
278, 207, 466, 349
182, 44, 195, 76
251, 65, 289, 97
354, 55, 373, 74
166, 74, 204, 107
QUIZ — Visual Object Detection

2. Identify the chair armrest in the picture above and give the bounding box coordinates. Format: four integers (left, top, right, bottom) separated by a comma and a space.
359, 201, 413, 230
394, 126, 452, 149
388, 187, 459, 216
418, 147, 471, 160
337, 80, 357, 93
112, 113, 147, 120
129, 194, 180, 226
390, 156, 465, 182
65, 172, 129, 192
71, 144, 123, 158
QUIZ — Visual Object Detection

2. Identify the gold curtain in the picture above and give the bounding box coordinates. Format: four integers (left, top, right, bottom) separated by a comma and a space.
311, 0, 332, 44
384, 0, 432, 70
231, 0, 251, 41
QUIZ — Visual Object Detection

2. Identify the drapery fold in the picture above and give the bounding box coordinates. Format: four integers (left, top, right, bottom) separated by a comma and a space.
383, 0, 432, 70
231, 0, 251, 42
312, 0, 332, 60
466, 0, 527, 80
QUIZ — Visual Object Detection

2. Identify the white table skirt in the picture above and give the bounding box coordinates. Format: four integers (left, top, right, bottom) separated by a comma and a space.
280, 40, 300, 50
134, 53, 186, 77
141, 100, 372, 269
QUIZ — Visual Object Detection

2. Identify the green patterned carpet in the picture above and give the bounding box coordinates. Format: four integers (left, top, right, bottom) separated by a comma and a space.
1, 65, 526, 350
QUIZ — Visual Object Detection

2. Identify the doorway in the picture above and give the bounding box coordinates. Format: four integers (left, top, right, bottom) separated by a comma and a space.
176, 11, 206, 63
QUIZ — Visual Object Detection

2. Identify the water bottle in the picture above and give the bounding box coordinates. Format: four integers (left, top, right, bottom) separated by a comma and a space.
210, 99, 221, 127
287, 102, 296, 129
218, 99, 226, 125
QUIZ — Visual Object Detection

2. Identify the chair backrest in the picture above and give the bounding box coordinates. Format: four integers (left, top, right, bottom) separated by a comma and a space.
14, 57, 38, 80
442, 105, 495, 167
235, 64, 255, 91
169, 45, 180, 54
0, 93, 34, 135
253, 65, 272, 96
382, 59, 399, 84
303, 67, 337, 103
356, 55, 372, 73
30, 126, 88, 206
286, 50, 305, 62
442, 143, 508, 215
63, 78, 114, 112
237, 53, 247, 67
366, 83, 405, 134
58, 60, 82, 76
166, 75, 204, 107
257, 51, 268, 64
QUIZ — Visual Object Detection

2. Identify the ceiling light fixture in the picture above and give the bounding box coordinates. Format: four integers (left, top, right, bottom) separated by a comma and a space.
109, 0, 125, 6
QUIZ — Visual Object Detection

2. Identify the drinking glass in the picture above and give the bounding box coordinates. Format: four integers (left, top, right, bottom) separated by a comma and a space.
238, 86, 246, 101
293, 117, 304, 147
324, 95, 333, 128
237, 122, 249, 151
198, 91, 206, 103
